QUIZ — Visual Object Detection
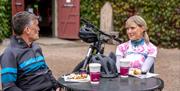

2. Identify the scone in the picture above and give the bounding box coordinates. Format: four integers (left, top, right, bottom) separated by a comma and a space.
129, 68, 141, 75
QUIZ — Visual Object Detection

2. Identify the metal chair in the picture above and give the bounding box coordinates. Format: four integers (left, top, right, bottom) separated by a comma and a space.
149, 63, 154, 73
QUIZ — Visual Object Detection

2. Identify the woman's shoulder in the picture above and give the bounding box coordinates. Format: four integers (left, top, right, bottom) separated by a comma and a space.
146, 42, 157, 49
146, 42, 157, 55
118, 41, 130, 47
116, 41, 130, 51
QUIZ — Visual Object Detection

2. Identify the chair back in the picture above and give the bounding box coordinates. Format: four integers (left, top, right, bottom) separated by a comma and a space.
149, 63, 154, 73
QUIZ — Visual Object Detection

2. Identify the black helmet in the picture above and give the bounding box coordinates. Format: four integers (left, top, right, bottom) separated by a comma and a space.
79, 26, 98, 43
91, 54, 118, 78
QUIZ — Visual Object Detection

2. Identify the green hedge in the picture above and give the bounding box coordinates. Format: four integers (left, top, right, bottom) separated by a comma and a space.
80, 0, 180, 48
0, 0, 179, 48
0, 0, 11, 42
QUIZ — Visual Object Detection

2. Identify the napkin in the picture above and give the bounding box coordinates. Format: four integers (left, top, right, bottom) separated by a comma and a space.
130, 72, 159, 79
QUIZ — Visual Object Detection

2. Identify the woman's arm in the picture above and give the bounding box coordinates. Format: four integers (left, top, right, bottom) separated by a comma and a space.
141, 56, 155, 73
116, 55, 123, 73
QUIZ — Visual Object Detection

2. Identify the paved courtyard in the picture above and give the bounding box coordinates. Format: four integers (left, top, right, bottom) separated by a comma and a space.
0, 38, 180, 91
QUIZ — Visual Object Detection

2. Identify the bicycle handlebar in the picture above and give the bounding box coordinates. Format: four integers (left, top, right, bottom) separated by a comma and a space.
80, 18, 122, 43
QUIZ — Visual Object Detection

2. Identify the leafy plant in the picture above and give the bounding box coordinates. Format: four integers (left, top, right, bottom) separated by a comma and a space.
0, 0, 11, 42
80, 0, 180, 48
0, 0, 179, 48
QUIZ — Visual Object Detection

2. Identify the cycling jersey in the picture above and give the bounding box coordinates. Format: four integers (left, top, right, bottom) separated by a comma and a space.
116, 39, 157, 69
0, 35, 59, 91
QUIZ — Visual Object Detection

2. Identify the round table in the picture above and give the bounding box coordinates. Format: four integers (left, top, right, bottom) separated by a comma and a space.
58, 76, 164, 91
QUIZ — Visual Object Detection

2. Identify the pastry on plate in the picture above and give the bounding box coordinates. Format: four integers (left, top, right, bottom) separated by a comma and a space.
66, 73, 89, 80
129, 68, 141, 75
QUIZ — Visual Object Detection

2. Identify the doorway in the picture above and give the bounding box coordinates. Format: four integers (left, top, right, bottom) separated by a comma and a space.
25, 0, 52, 37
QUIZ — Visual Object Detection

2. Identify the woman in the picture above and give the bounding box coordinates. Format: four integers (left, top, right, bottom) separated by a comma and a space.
116, 15, 157, 73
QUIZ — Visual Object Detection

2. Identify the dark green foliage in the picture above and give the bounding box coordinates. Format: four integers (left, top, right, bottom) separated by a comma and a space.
80, 0, 180, 48
0, 0, 179, 48
0, 0, 11, 42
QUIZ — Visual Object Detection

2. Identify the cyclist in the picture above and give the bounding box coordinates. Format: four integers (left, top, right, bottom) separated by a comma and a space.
116, 15, 157, 73
0, 11, 59, 91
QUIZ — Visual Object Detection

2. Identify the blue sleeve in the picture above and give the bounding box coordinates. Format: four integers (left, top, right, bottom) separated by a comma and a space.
0, 49, 22, 91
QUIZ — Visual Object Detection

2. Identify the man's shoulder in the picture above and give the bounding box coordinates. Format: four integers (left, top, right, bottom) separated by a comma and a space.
1, 45, 14, 54
32, 42, 42, 50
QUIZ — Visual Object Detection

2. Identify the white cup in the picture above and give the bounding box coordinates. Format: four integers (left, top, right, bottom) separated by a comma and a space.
119, 58, 130, 78
89, 63, 101, 84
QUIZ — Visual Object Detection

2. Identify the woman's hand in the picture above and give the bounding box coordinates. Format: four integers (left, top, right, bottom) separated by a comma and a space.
56, 87, 61, 91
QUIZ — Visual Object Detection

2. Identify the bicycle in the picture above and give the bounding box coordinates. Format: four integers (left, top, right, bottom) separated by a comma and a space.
72, 18, 122, 78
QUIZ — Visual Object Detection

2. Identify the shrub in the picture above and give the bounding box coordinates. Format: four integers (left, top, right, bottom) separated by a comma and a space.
0, 0, 11, 42
80, 0, 180, 48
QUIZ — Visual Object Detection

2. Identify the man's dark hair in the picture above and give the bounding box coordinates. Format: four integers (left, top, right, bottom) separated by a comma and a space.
12, 11, 38, 35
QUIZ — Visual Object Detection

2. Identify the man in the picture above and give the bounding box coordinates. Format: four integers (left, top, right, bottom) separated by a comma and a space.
0, 11, 60, 91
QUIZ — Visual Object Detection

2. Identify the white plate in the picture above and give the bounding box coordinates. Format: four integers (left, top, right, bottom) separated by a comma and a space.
129, 72, 159, 79
63, 74, 90, 82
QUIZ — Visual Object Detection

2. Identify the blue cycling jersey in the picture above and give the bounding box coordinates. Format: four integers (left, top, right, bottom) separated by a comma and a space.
0, 35, 59, 91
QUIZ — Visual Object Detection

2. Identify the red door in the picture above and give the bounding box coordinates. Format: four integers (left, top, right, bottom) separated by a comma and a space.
12, 0, 24, 16
58, 0, 80, 39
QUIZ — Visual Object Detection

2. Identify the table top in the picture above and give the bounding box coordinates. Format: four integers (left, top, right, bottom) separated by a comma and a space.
58, 76, 164, 91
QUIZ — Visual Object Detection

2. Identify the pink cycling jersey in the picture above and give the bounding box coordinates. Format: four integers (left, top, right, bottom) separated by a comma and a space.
116, 40, 157, 69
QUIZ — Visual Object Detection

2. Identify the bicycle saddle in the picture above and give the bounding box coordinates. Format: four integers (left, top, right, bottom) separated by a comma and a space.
79, 26, 98, 43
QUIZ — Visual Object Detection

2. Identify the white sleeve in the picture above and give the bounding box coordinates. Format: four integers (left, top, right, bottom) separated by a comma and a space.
115, 42, 129, 73
116, 55, 123, 73
141, 56, 155, 73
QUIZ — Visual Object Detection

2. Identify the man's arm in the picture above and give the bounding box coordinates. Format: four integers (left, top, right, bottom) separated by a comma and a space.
47, 69, 60, 90
37, 46, 60, 90
3, 86, 23, 91
0, 49, 23, 91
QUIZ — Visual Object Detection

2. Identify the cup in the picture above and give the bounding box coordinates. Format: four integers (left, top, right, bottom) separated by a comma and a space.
89, 63, 101, 84
119, 58, 130, 78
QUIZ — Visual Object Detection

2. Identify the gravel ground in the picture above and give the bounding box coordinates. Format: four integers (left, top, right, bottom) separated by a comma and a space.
0, 41, 180, 91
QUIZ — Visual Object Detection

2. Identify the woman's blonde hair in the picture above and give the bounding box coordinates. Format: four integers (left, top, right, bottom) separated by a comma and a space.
125, 15, 150, 44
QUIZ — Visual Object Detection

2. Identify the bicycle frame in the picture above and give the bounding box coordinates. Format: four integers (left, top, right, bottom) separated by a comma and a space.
72, 18, 122, 73
80, 39, 105, 72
